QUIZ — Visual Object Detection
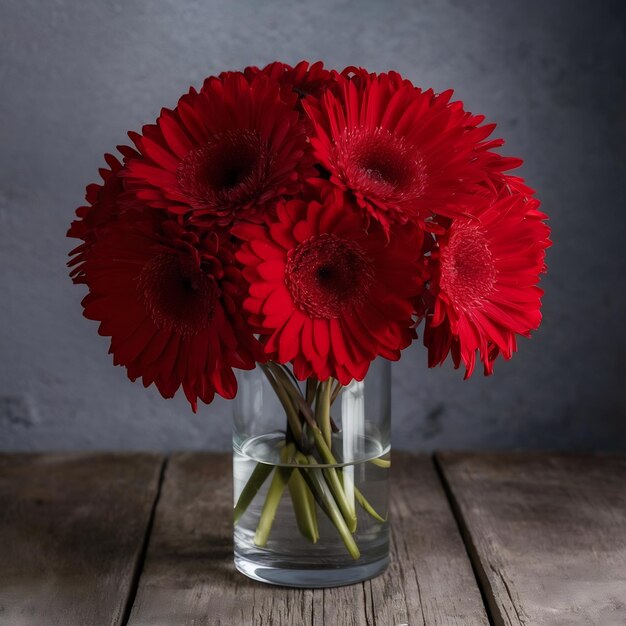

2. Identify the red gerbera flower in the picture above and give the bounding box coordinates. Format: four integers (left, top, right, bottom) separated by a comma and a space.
234, 188, 427, 383
123, 72, 313, 226
458, 111, 535, 201
422, 191, 550, 377
340, 66, 413, 90
245, 60, 336, 101
75, 212, 263, 410
303, 72, 513, 231
67, 147, 139, 284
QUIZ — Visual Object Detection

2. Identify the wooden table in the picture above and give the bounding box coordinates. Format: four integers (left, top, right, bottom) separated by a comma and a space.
1, 452, 624, 625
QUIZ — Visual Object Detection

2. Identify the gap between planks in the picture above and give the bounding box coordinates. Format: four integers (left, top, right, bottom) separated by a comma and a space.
120, 456, 169, 626
433, 454, 497, 626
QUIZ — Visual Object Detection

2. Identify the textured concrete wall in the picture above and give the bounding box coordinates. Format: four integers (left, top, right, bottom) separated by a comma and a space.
1, 0, 625, 452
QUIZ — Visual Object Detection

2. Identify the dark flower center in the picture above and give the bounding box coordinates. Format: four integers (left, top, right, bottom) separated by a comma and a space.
285, 233, 374, 319
177, 130, 270, 212
334, 127, 427, 201
439, 223, 497, 311
138, 253, 218, 334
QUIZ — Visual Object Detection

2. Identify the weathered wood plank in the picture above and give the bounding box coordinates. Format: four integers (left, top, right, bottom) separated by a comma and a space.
373, 455, 489, 625
0, 453, 164, 626
128, 452, 488, 625
438, 452, 626, 626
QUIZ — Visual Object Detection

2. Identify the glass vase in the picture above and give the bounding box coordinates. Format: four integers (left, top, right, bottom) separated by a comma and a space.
232, 359, 391, 588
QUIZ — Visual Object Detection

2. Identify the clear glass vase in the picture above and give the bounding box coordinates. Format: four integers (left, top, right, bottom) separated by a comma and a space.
232, 359, 391, 588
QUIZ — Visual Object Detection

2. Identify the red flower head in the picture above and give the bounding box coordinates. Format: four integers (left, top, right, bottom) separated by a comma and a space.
234, 187, 427, 383
422, 191, 550, 377
75, 212, 263, 410
123, 72, 314, 227
244, 60, 337, 102
463, 119, 536, 202
67, 147, 139, 284
303, 72, 514, 232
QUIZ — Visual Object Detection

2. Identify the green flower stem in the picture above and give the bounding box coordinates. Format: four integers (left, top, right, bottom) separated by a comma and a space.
355, 486, 387, 523
268, 365, 337, 457
267, 363, 312, 422
304, 455, 360, 560
268, 365, 335, 454
259, 363, 303, 444
289, 451, 319, 543
315, 379, 333, 448
260, 364, 344, 455
294, 460, 333, 518
234, 462, 273, 525
321, 446, 386, 526
324, 467, 357, 533
330, 380, 343, 405
301, 467, 318, 526
305, 377, 317, 405
273, 374, 335, 465
310, 425, 337, 464
369, 457, 391, 469
311, 429, 357, 532
268, 362, 306, 403
254, 443, 296, 547
279, 362, 302, 389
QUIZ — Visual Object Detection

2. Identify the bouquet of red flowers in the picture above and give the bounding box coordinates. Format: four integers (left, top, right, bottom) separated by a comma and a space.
68, 61, 549, 563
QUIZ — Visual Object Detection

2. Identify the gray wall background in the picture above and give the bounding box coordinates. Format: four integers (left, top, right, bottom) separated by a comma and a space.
1, 0, 625, 452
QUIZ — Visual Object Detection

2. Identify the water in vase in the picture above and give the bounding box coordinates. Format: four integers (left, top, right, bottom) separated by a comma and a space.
233, 430, 390, 588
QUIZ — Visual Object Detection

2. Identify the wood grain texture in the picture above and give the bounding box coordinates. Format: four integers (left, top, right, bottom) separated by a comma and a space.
128, 451, 488, 626
438, 452, 626, 626
0, 453, 164, 626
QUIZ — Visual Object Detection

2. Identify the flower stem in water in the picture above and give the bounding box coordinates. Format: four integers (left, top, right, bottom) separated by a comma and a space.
304, 455, 360, 560
234, 462, 273, 525
254, 443, 296, 547
288, 451, 319, 543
